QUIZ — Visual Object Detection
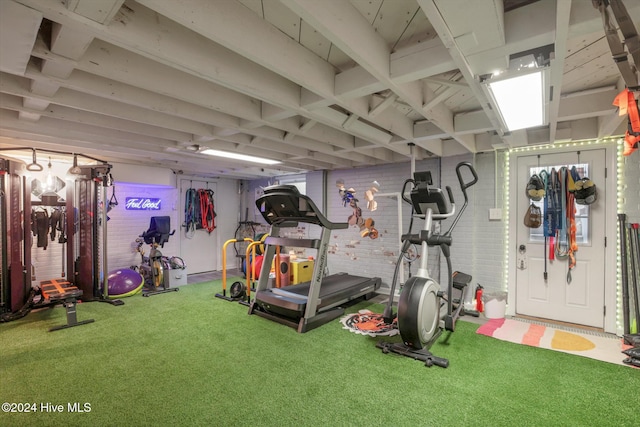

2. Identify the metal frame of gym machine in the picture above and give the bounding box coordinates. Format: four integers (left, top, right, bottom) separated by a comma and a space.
69, 163, 120, 303
0, 156, 31, 313
1, 152, 120, 323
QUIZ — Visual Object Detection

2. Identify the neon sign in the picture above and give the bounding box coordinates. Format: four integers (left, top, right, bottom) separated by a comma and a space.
125, 197, 162, 210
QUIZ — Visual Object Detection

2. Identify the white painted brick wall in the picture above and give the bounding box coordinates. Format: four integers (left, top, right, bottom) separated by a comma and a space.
29, 230, 66, 285
430, 152, 506, 295
241, 145, 638, 299
18, 146, 637, 294
18, 154, 509, 298
29, 182, 179, 285
246, 158, 502, 293
436, 153, 506, 294
106, 184, 179, 272
438, 155, 475, 289
325, 160, 442, 288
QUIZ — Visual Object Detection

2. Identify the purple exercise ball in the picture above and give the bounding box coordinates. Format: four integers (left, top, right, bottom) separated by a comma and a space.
107, 268, 144, 298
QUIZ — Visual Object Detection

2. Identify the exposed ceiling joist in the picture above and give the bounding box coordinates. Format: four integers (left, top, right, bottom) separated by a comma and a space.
0, 0, 636, 178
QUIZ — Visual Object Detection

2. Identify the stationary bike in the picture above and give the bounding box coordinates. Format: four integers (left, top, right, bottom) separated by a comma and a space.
134, 216, 179, 297
377, 162, 478, 367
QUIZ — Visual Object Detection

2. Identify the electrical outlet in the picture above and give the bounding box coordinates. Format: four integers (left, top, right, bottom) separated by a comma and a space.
489, 208, 502, 221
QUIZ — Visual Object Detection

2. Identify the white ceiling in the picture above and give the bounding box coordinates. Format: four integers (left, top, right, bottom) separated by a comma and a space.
0, 0, 638, 179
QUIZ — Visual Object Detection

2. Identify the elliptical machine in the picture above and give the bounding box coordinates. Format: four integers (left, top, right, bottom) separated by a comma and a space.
377, 162, 478, 367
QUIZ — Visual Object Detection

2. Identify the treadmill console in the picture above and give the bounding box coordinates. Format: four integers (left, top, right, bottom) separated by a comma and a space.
257, 185, 316, 225
256, 185, 347, 230
264, 184, 300, 195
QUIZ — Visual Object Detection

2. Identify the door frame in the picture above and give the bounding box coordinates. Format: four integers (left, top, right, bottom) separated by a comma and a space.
506, 140, 620, 334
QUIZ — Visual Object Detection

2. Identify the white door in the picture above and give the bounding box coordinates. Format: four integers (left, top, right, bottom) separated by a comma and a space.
179, 179, 218, 274
515, 149, 606, 328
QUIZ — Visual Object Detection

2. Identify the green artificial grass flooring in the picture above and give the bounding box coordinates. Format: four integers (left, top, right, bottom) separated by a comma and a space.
1, 279, 638, 427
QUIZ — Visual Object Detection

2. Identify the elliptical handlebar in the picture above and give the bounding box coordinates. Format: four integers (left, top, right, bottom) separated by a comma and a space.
456, 161, 478, 202
445, 162, 478, 236
401, 178, 414, 206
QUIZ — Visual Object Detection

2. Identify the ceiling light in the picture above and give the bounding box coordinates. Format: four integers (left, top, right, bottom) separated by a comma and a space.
45, 157, 55, 191
201, 149, 281, 165
483, 68, 548, 132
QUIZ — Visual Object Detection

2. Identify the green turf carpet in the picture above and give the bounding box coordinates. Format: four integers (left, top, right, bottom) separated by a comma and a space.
1, 279, 638, 427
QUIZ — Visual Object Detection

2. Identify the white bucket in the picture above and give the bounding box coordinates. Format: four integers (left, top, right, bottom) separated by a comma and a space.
484, 298, 507, 319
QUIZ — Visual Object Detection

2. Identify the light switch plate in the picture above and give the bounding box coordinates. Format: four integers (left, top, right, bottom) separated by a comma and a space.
489, 208, 502, 221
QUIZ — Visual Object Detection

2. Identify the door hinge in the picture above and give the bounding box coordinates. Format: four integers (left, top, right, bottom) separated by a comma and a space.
604, 236, 607, 247
605, 167, 607, 179
604, 306, 606, 316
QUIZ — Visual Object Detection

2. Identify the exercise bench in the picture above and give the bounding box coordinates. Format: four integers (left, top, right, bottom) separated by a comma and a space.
39, 279, 95, 332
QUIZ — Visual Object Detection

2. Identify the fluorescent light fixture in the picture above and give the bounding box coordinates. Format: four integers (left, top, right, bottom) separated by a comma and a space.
485, 68, 547, 131
201, 149, 281, 165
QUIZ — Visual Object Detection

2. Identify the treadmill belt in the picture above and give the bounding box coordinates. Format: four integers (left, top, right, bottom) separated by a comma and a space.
274, 273, 371, 298
273, 273, 377, 300
257, 272, 380, 314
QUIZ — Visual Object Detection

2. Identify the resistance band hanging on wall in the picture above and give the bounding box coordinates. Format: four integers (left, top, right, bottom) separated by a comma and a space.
198, 189, 216, 233
184, 188, 197, 238
183, 187, 217, 238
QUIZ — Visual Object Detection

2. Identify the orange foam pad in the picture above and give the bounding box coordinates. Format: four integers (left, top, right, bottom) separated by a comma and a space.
40, 279, 82, 301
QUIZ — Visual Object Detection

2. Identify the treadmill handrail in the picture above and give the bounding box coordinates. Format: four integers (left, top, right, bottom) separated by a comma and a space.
256, 186, 348, 230
265, 236, 321, 250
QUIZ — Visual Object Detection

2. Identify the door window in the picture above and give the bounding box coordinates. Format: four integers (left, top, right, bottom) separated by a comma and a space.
527, 163, 591, 245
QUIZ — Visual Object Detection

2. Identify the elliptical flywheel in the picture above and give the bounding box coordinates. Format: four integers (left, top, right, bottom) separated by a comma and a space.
397, 276, 440, 350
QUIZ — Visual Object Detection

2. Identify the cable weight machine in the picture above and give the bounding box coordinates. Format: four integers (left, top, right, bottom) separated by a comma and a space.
1, 150, 121, 330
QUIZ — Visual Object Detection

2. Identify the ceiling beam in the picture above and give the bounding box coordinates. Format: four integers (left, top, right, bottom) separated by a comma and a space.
15, 0, 407, 156
134, 0, 413, 151
4, 68, 224, 137
547, 0, 572, 144
30, 38, 382, 159
558, 88, 619, 121
282, 0, 475, 153
22, 60, 384, 166
65, 0, 124, 24
417, 0, 503, 146
0, 1, 41, 75
0, 92, 194, 143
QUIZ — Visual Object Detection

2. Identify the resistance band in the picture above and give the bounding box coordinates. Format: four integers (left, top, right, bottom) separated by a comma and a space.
198, 189, 216, 233
555, 168, 570, 261
184, 188, 197, 238
566, 167, 581, 283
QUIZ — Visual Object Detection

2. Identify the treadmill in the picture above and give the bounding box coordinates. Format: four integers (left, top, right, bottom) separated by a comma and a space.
248, 185, 381, 333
